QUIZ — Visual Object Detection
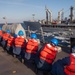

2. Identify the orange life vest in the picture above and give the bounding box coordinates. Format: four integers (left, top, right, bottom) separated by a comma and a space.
2, 33, 10, 41
64, 54, 75, 75
0, 30, 2, 36
7, 36, 14, 46
14, 36, 25, 47
26, 39, 38, 54
40, 44, 58, 64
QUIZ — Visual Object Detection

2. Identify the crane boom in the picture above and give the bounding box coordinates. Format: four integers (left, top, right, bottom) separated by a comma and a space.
45, 6, 52, 23
58, 9, 64, 23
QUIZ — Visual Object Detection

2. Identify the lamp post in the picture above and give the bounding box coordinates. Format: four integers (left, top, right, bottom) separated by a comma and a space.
3, 17, 7, 25
32, 14, 35, 21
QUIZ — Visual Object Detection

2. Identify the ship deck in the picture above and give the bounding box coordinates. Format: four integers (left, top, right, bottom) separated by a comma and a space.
41, 24, 75, 28
0, 46, 70, 75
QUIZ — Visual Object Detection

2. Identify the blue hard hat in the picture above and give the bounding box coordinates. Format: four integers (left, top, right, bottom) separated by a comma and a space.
72, 46, 75, 49
18, 30, 24, 36
72, 46, 75, 53
6, 30, 10, 34
0, 27, 2, 30
50, 38, 58, 46
31, 33, 37, 39
14, 34, 17, 38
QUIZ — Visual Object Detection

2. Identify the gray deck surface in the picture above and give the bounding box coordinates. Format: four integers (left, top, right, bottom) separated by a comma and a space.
0, 46, 70, 75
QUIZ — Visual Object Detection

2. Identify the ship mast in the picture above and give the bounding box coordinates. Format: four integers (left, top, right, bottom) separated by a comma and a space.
70, 6, 74, 23
45, 6, 52, 24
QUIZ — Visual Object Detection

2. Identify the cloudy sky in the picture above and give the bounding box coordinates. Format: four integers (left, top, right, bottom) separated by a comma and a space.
0, 0, 75, 23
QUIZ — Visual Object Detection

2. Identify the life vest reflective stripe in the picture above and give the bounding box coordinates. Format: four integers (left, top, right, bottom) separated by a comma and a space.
64, 54, 75, 75
2, 33, 10, 41
40, 44, 57, 64
0, 30, 2, 36
15, 36, 25, 47
7, 36, 14, 46
26, 39, 38, 54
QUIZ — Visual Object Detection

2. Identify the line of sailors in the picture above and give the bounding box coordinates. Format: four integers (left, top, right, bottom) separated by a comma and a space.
0, 27, 75, 75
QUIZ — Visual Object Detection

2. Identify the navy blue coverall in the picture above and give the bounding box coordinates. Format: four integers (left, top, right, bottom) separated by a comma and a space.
51, 57, 70, 75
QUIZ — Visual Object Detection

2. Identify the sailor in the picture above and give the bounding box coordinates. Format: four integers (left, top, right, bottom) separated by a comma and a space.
51, 46, 75, 75
0, 27, 3, 42
6, 34, 17, 54
35, 38, 59, 73
13, 30, 26, 61
25, 33, 39, 61
1, 29, 10, 48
